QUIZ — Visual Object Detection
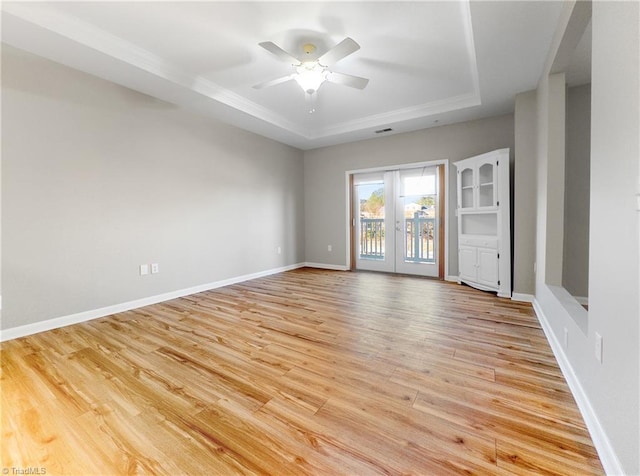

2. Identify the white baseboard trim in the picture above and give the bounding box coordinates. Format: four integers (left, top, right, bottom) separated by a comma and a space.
304, 262, 350, 271
511, 292, 534, 303
445, 275, 460, 283
0, 263, 306, 342
532, 299, 624, 476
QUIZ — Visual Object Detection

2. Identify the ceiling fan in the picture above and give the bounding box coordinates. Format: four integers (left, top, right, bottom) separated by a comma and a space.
253, 37, 369, 97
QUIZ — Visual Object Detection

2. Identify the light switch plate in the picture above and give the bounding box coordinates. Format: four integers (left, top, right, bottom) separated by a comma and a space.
595, 332, 603, 363
140, 264, 149, 276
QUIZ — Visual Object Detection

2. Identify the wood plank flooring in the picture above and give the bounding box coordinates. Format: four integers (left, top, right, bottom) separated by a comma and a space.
1, 268, 604, 475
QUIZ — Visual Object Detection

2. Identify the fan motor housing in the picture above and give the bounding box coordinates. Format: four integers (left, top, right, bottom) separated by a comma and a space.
302, 43, 316, 55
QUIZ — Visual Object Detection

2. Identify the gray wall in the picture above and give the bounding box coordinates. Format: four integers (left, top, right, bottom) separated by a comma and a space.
513, 90, 538, 297
588, 2, 638, 470
1, 46, 305, 330
543, 73, 567, 287
530, 2, 639, 473
563, 84, 590, 299
304, 115, 514, 278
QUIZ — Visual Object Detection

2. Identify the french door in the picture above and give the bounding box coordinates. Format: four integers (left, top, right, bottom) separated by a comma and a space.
353, 165, 442, 277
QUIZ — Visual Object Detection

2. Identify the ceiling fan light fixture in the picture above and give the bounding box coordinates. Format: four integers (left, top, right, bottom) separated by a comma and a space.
294, 61, 327, 94
256, 37, 367, 99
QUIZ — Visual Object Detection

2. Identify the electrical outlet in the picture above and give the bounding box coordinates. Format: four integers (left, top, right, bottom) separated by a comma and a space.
328, 245, 332, 252
595, 332, 603, 363
140, 264, 149, 276
563, 328, 569, 348
151, 263, 159, 274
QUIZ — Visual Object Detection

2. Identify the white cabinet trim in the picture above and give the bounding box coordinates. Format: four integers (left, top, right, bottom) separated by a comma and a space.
455, 148, 511, 297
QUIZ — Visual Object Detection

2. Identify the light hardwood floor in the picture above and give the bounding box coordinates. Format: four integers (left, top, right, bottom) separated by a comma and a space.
1, 268, 603, 475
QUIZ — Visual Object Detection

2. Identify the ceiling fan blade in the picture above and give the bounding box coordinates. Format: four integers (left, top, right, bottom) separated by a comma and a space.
326, 71, 369, 90
253, 74, 295, 89
258, 41, 300, 65
318, 37, 360, 65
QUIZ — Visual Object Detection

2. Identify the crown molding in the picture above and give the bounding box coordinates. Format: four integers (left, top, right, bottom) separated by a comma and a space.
2, 1, 482, 146
317, 92, 481, 138
1, 4, 310, 137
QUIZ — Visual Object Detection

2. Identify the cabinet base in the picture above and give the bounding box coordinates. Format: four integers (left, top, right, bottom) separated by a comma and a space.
459, 278, 512, 298
459, 278, 496, 293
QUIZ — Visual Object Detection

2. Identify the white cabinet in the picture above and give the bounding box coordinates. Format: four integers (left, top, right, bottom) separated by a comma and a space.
458, 237, 500, 289
477, 247, 499, 287
459, 244, 499, 288
459, 246, 478, 282
457, 155, 499, 210
455, 149, 511, 297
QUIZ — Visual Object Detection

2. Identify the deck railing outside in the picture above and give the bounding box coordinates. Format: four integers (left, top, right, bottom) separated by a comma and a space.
360, 218, 385, 259
360, 216, 435, 262
405, 217, 435, 262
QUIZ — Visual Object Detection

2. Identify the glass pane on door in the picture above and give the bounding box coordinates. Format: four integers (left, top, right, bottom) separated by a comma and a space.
357, 181, 386, 260
399, 169, 436, 264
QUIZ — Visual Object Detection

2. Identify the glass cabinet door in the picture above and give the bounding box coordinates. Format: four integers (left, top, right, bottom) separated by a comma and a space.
457, 158, 499, 210
478, 162, 495, 207
459, 168, 474, 209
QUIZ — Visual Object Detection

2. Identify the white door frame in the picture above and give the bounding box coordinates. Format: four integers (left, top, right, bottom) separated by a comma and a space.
346, 159, 449, 278
393, 166, 439, 277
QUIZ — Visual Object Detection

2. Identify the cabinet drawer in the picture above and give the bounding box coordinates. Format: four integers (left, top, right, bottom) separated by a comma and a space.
459, 236, 498, 249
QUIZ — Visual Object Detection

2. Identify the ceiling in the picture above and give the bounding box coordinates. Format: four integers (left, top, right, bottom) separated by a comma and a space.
1, 1, 565, 150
